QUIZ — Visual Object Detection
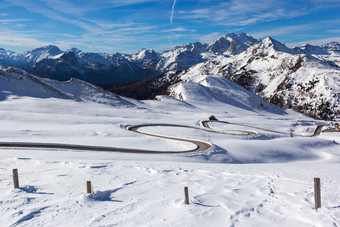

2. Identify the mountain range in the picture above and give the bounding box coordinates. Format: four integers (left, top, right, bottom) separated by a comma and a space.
0, 32, 339, 120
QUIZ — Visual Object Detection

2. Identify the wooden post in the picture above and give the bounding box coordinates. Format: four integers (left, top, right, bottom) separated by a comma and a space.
12, 169, 19, 189
314, 177, 321, 210
184, 186, 189, 205
86, 181, 92, 193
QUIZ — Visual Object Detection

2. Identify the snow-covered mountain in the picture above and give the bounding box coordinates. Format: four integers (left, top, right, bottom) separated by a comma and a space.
322, 42, 340, 52
177, 37, 340, 120
0, 33, 259, 85
0, 33, 339, 120
207, 32, 258, 55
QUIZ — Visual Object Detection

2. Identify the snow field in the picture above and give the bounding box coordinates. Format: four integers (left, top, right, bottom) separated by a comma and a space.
1, 156, 340, 226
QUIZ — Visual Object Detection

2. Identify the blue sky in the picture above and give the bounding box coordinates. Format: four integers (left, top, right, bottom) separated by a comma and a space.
0, 0, 339, 53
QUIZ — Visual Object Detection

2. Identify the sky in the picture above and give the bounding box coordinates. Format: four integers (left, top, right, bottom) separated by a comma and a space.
0, 0, 339, 53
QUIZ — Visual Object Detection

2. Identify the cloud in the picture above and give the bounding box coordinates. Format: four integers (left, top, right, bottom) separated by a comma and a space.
199, 32, 221, 44
170, 0, 177, 24
160, 27, 186, 33
177, 0, 310, 26
326, 30, 340, 33
0, 19, 32, 23
287, 37, 340, 47
0, 32, 49, 49
250, 25, 313, 39
54, 40, 91, 50
39, 0, 161, 15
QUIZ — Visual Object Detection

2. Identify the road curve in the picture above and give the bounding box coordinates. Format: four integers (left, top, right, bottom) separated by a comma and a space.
0, 124, 212, 154
0, 123, 258, 154
202, 120, 324, 137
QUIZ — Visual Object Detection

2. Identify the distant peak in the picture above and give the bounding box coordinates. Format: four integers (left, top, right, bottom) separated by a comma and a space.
255, 37, 296, 54
33, 45, 61, 52
225, 32, 255, 39
208, 32, 257, 55
67, 47, 82, 54
263, 37, 288, 48
321, 41, 340, 51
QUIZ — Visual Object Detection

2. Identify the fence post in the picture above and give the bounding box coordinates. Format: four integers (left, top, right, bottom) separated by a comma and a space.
184, 186, 189, 205
13, 169, 19, 189
314, 177, 321, 210
87, 181, 93, 193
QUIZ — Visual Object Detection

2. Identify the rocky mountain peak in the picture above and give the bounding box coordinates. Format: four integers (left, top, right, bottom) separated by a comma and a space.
22, 45, 63, 63
67, 48, 83, 56
29, 45, 62, 55
207, 36, 231, 54
133, 48, 159, 61
321, 42, 340, 52
253, 37, 296, 55
60, 51, 79, 64
208, 32, 258, 55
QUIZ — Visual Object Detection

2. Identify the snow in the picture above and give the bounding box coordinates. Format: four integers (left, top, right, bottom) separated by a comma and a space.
1, 67, 340, 226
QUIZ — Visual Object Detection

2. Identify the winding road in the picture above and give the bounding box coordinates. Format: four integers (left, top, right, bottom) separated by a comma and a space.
0, 120, 325, 154
201, 120, 324, 137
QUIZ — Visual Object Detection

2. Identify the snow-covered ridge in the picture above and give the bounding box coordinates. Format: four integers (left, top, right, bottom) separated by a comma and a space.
0, 66, 135, 106
0, 33, 261, 85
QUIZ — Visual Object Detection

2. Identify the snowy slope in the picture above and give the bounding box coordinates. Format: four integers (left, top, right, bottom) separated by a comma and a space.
167, 75, 285, 115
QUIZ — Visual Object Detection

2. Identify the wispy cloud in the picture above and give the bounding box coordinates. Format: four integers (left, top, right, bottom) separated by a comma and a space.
170, 0, 177, 24
40, 0, 161, 15
0, 19, 32, 23
287, 37, 340, 47
160, 27, 186, 33
177, 0, 310, 26
326, 30, 340, 33
199, 32, 221, 44
250, 24, 313, 39
0, 31, 49, 49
